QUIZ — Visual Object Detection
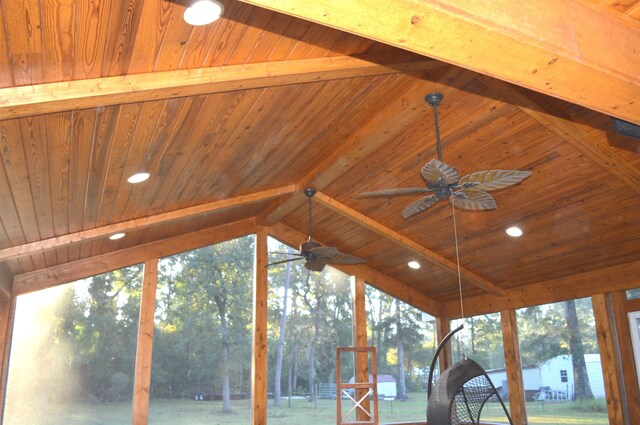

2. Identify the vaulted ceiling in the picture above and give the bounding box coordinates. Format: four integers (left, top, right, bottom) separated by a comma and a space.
0, 0, 638, 316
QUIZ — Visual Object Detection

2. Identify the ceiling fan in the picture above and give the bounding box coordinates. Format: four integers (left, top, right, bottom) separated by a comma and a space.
360, 93, 531, 218
269, 188, 365, 272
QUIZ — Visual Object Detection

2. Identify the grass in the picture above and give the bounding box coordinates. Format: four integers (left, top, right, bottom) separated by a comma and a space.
3, 393, 610, 425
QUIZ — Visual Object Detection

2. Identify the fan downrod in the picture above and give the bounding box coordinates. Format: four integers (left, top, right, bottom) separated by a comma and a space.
425, 92, 443, 107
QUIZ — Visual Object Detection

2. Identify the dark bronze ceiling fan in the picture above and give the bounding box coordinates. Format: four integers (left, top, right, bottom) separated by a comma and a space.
360, 93, 531, 218
269, 188, 365, 272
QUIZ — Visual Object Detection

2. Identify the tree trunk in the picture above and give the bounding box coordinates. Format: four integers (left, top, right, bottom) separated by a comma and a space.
564, 300, 594, 400
395, 300, 407, 401
215, 295, 232, 413
308, 312, 319, 401
274, 257, 293, 407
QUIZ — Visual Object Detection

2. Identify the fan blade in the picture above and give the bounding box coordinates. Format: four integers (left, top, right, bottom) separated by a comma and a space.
305, 260, 326, 272
309, 246, 339, 260
324, 252, 366, 265
451, 189, 496, 210
402, 194, 440, 218
421, 159, 460, 186
268, 257, 304, 267
270, 251, 304, 256
359, 187, 430, 197
459, 169, 531, 191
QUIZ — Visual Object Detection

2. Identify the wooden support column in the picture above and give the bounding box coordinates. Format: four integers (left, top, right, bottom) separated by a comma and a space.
612, 291, 640, 422
350, 275, 370, 421
592, 294, 629, 425
132, 259, 158, 425
0, 298, 15, 414
500, 310, 527, 425
252, 229, 268, 425
436, 318, 452, 372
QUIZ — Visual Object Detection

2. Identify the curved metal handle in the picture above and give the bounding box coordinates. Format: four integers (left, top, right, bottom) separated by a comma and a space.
427, 324, 464, 398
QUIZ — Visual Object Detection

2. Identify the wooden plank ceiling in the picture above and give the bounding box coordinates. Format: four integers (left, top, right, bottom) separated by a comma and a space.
0, 0, 639, 311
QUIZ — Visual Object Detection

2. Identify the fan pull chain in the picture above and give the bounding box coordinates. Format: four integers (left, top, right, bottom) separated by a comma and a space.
451, 200, 467, 358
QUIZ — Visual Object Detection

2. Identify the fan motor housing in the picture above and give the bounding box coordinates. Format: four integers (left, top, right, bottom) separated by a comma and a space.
300, 240, 321, 257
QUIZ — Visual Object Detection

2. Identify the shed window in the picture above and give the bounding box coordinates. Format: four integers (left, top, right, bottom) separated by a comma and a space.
560, 370, 568, 383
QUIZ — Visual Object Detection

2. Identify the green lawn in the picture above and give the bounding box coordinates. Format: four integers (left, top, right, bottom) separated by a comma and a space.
3, 393, 610, 425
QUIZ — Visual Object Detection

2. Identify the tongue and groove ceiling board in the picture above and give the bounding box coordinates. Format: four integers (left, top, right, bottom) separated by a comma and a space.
0, 0, 638, 310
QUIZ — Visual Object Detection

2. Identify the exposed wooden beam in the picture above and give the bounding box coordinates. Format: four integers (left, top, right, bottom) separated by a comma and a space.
12, 218, 257, 295
0, 55, 439, 120
0, 186, 295, 262
442, 260, 640, 318
313, 191, 505, 296
268, 222, 441, 315
238, 0, 640, 125
260, 67, 474, 224
478, 76, 640, 195
132, 259, 158, 425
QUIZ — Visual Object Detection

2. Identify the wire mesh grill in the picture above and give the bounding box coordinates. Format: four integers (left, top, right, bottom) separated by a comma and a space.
427, 358, 512, 425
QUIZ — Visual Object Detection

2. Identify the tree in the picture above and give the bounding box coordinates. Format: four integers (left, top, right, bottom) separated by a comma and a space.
273, 249, 294, 407
395, 299, 407, 401
564, 300, 594, 400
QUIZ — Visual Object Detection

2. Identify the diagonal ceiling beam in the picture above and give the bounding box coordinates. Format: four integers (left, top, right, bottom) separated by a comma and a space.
238, 0, 640, 125
267, 222, 441, 315
441, 259, 640, 318
313, 191, 505, 296
477, 75, 640, 195
259, 66, 475, 225
0, 54, 438, 120
13, 218, 258, 295
0, 185, 296, 262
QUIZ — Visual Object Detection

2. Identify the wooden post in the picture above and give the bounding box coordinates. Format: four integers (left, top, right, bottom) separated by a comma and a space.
0, 297, 15, 416
500, 310, 527, 425
592, 294, 629, 425
350, 276, 370, 421
612, 291, 640, 422
436, 317, 452, 372
252, 229, 268, 425
132, 259, 158, 425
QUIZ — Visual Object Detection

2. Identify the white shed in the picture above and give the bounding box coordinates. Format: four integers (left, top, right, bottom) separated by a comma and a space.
349, 374, 397, 399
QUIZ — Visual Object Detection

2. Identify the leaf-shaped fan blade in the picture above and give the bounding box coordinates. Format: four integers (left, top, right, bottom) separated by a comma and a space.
359, 187, 430, 197
309, 246, 340, 260
305, 260, 326, 272
268, 257, 305, 267
324, 252, 366, 265
421, 159, 460, 186
459, 169, 531, 192
402, 194, 440, 218
451, 189, 496, 210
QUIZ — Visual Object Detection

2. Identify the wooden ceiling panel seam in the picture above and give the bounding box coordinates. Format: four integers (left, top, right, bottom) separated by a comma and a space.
68, 109, 95, 235
223, 6, 273, 65
208, 2, 256, 66
3, 0, 44, 86
126, 0, 173, 74
45, 113, 72, 239
41, 0, 75, 82
0, 5, 15, 88
74, 0, 114, 80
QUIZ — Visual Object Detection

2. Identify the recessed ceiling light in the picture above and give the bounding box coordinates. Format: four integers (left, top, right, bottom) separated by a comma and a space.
127, 172, 150, 184
109, 232, 126, 240
184, 0, 224, 26
506, 226, 523, 237
408, 261, 421, 270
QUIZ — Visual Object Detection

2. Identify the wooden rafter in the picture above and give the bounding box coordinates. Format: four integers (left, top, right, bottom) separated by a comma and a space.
238, 0, 640, 125
313, 191, 505, 296
267, 222, 441, 315
0, 186, 296, 262
478, 75, 640, 195
12, 218, 258, 295
0, 55, 439, 120
442, 259, 640, 318
260, 66, 475, 225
